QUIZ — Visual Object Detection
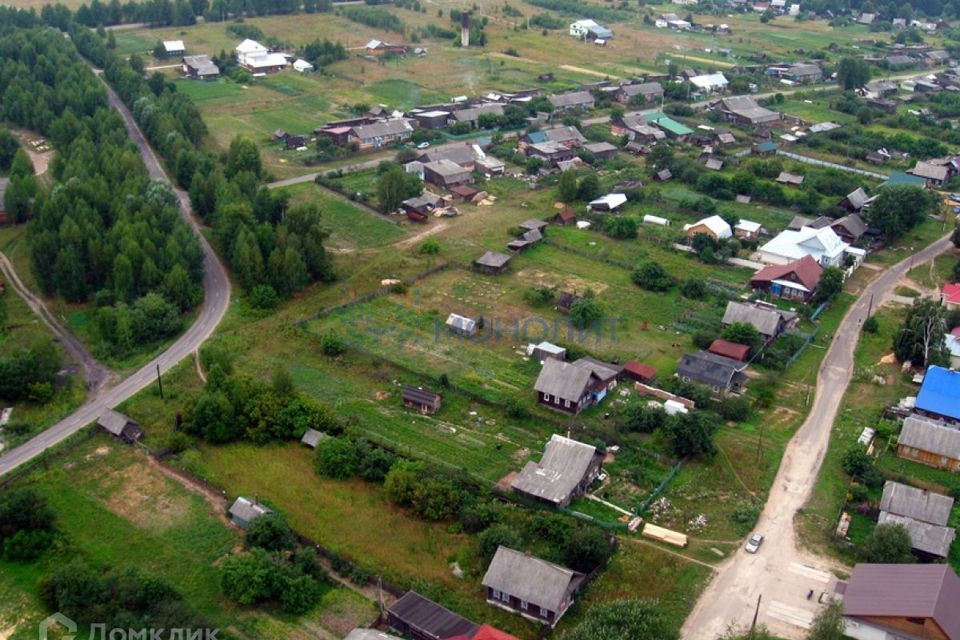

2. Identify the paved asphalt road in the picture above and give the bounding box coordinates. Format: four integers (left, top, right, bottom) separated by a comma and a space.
0, 76, 231, 477
681, 231, 954, 640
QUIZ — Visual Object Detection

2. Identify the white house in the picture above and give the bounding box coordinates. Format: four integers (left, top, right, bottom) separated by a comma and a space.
588, 193, 628, 212
569, 19, 612, 40
236, 39, 288, 73
236, 39, 268, 63
163, 40, 185, 56
689, 73, 729, 93
293, 59, 314, 73
757, 226, 849, 267
683, 214, 732, 241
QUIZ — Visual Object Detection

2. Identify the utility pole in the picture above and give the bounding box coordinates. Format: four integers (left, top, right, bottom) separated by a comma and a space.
156, 364, 164, 399
750, 593, 762, 633
867, 292, 874, 318
756, 422, 763, 463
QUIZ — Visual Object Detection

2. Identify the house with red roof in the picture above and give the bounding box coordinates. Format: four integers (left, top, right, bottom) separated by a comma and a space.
942, 283, 960, 310
443, 624, 520, 640
750, 255, 823, 302
708, 339, 751, 362
622, 360, 657, 383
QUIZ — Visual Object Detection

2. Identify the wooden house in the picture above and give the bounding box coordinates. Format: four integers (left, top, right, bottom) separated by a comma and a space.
482, 547, 583, 627
402, 385, 442, 414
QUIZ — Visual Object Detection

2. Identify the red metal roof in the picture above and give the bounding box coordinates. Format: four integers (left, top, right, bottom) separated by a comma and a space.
750, 255, 823, 293
623, 360, 657, 380
709, 339, 750, 361
943, 282, 960, 305
557, 207, 576, 222
450, 185, 480, 198
442, 625, 520, 640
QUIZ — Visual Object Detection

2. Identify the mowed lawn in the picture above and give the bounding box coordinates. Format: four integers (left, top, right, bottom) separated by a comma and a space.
280, 182, 407, 250
0, 437, 378, 640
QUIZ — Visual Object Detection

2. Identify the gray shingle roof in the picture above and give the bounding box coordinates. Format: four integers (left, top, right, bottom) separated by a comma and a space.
584, 142, 617, 155
351, 119, 412, 140
533, 359, 594, 403
899, 415, 960, 459
719, 96, 780, 123
676, 351, 747, 389
475, 251, 512, 269
482, 547, 580, 612
388, 592, 478, 640
446, 313, 476, 333
548, 91, 594, 108
511, 434, 599, 505
519, 218, 548, 232
619, 82, 663, 97
910, 161, 949, 181
833, 214, 868, 239
542, 126, 587, 145
423, 159, 469, 178
880, 481, 954, 525
722, 301, 796, 337
844, 187, 870, 210
402, 385, 441, 406
451, 103, 504, 122
344, 630, 404, 640
97, 409, 136, 436
574, 356, 622, 382
877, 512, 956, 557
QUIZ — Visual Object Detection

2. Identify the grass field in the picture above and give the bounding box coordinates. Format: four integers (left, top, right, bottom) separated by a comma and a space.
0, 436, 378, 640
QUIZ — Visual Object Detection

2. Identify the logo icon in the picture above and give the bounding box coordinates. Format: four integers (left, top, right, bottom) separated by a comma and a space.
39, 613, 76, 640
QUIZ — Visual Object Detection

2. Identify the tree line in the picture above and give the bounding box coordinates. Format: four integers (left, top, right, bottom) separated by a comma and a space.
68, 19, 336, 306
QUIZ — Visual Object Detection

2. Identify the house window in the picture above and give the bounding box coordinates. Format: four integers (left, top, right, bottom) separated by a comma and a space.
501, 591, 510, 603
540, 607, 549, 618
906, 618, 925, 626
544, 394, 551, 402
564, 399, 570, 408
492, 590, 501, 600
520, 600, 528, 610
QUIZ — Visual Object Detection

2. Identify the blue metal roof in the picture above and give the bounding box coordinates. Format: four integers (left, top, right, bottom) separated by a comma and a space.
526, 131, 547, 144
915, 366, 960, 420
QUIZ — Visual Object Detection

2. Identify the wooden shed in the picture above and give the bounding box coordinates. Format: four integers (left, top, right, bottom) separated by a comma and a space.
402, 386, 442, 414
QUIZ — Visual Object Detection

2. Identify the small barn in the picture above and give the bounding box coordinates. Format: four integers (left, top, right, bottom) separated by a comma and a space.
228, 496, 272, 528
402, 385, 442, 414
446, 313, 478, 337
474, 251, 512, 275
97, 409, 144, 443
532, 342, 566, 363
301, 428, 328, 448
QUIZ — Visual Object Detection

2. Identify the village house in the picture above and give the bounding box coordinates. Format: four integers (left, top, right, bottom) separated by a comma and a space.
387, 592, 478, 640
97, 409, 144, 443
942, 283, 960, 310
840, 564, 960, 640
909, 160, 953, 187
709, 338, 751, 362
449, 184, 482, 202
878, 480, 956, 560
401, 386, 442, 414
861, 79, 899, 99
830, 214, 869, 244
531, 342, 566, 363
235, 38, 288, 73
533, 357, 621, 414
689, 72, 729, 94
182, 55, 220, 79
611, 114, 666, 143
446, 313, 478, 337
474, 251, 512, 275
838, 187, 874, 213
757, 225, 850, 267
568, 19, 613, 41
675, 351, 748, 396
511, 434, 603, 507
722, 300, 797, 343
507, 228, 542, 252
411, 110, 450, 129
684, 214, 732, 241
645, 112, 693, 139
348, 119, 413, 149
450, 103, 505, 127
915, 366, 960, 425
401, 191, 444, 221
300, 428, 328, 449
734, 220, 762, 240
293, 59, 314, 73
897, 413, 960, 472
482, 547, 583, 626
584, 142, 617, 161
782, 62, 822, 83
364, 39, 408, 56
422, 159, 472, 189
228, 496, 272, 528
547, 91, 595, 111
711, 96, 781, 125
616, 82, 664, 103
162, 40, 185, 56
526, 141, 575, 166
521, 126, 587, 149
750, 255, 823, 302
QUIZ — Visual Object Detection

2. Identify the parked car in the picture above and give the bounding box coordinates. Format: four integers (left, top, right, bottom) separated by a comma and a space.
950, 193, 960, 203
416, 142, 431, 149
953, 206, 960, 214
745, 533, 764, 553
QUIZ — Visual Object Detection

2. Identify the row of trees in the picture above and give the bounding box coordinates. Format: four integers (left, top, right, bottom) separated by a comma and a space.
68, 23, 336, 305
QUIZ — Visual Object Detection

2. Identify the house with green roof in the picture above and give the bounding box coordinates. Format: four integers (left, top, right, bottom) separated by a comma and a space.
881, 171, 925, 188
644, 112, 693, 139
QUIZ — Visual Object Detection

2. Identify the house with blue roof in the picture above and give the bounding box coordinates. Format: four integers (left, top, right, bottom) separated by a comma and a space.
915, 366, 960, 424
881, 171, 926, 189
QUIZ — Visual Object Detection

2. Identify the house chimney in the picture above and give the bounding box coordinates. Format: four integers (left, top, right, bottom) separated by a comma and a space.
461, 13, 470, 48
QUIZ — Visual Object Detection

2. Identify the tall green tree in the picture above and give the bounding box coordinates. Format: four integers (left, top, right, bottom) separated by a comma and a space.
836, 57, 871, 90
557, 169, 578, 202
865, 186, 939, 240
806, 602, 845, 640
863, 523, 914, 564
893, 297, 946, 367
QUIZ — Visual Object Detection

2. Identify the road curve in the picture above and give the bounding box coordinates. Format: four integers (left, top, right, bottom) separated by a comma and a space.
681, 232, 954, 640
0, 77, 231, 477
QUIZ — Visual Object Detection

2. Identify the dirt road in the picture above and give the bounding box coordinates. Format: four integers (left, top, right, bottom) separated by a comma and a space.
681, 232, 955, 640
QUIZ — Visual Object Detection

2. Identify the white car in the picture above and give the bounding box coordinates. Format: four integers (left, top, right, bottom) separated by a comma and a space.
745, 533, 764, 553
416, 142, 431, 149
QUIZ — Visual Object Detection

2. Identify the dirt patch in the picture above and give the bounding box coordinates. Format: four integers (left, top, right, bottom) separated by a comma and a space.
559, 64, 620, 79
144, 455, 232, 527
85, 445, 111, 461
102, 462, 190, 531
515, 269, 609, 295
374, 390, 390, 400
